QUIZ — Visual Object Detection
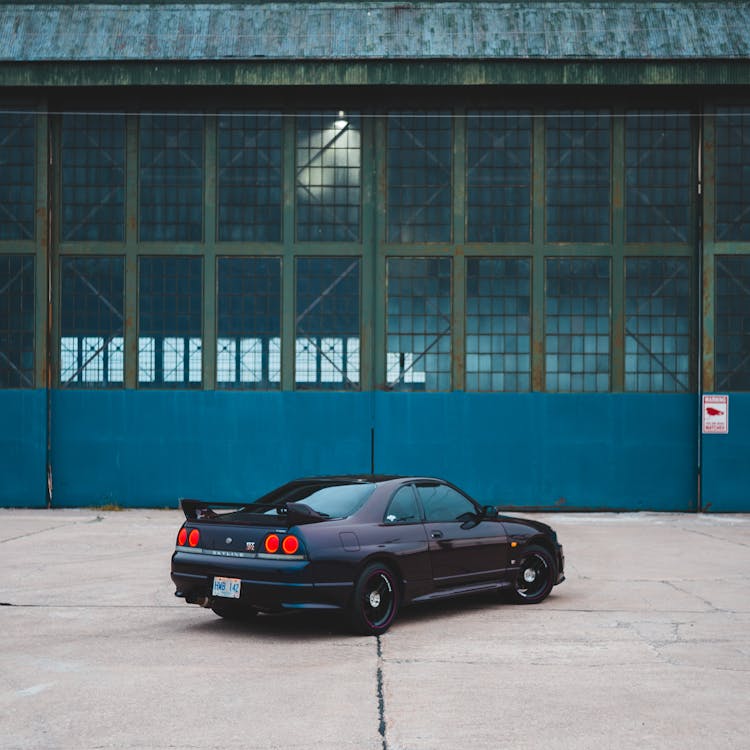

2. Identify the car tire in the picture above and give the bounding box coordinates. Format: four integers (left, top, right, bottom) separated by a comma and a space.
349, 563, 400, 636
210, 601, 258, 621
509, 545, 555, 605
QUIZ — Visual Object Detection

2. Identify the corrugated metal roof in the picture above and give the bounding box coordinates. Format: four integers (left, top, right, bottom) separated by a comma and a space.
1, 3, 749, 62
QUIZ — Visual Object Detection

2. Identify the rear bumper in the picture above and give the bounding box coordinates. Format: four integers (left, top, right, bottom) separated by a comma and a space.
171, 550, 353, 611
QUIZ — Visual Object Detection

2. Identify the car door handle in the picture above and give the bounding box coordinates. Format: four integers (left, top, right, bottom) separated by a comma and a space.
431, 530, 444, 539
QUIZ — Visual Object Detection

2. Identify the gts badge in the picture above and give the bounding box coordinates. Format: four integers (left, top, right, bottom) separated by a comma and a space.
245, 541, 256, 552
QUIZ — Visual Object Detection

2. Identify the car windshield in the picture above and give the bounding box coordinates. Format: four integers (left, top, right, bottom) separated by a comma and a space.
250, 481, 377, 519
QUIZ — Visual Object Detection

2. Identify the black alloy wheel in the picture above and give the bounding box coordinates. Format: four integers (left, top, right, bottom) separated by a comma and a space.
510, 545, 555, 604
350, 563, 400, 635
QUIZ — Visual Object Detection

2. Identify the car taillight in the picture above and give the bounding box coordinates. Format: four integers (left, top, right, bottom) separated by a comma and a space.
188, 529, 200, 547
263, 533, 301, 555
282, 535, 300, 555
177, 527, 187, 546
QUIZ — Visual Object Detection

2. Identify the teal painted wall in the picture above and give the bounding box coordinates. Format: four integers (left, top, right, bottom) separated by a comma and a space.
6, 389, 743, 512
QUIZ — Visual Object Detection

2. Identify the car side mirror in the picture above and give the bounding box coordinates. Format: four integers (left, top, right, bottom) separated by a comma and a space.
482, 505, 498, 518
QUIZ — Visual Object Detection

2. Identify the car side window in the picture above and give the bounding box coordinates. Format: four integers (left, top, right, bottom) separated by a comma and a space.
384, 486, 421, 525
417, 484, 476, 523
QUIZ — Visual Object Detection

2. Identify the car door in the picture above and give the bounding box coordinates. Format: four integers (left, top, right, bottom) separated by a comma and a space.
416, 482, 510, 588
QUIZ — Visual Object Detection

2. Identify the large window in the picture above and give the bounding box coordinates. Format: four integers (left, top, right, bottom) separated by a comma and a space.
388, 112, 452, 243
0, 112, 35, 241
716, 256, 750, 391
466, 111, 532, 243
466, 257, 531, 392
296, 112, 361, 242
295, 257, 360, 389
139, 114, 203, 242
138, 256, 202, 387
545, 258, 610, 392
60, 256, 124, 387
387, 257, 451, 391
217, 257, 281, 389
624, 258, 691, 392
625, 110, 691, 244
0, 254, 34, 387
218, 112, 282, 242
61, 114, 126, 242
716, 107, 750, 242
546, 110, 611, 243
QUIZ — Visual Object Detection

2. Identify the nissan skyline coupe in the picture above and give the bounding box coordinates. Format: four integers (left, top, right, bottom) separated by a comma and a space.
170, 475, 565, 635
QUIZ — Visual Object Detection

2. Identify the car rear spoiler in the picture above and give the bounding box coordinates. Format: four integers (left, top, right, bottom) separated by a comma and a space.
179, 498, 329, 525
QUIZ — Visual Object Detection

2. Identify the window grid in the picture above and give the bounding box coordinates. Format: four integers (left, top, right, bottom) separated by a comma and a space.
466, 111, 532, 242
0, 254, 34, 387
61, 114, 126, 242
466, 257, 531, 391
217, 257, 281, 389
60, 256, 125, 387
545, 258, 611, 392
295, 257, 360, 389
0, 112, 35, 241
546, 110, 611, 243
138, 256, 202, 388
218, 112, 282, 242
625, 110, 691, 243
625, 258, 691, 392
387, 257, 452, 391
388, 112, 452, 243
139, 114, 203, 242
296, 112, 361, 242
716, 256, 750, 391
716, 107, 750, 241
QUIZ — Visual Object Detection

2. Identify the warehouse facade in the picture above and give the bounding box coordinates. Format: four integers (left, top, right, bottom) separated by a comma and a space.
1, 1, 749, 510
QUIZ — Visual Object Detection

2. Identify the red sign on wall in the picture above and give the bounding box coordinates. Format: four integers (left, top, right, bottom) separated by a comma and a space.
702, 394, 729, 434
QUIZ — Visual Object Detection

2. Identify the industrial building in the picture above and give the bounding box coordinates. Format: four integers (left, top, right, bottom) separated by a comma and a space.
1, 1, 749, 510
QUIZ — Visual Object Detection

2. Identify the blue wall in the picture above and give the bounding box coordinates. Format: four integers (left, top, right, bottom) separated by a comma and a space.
701, 394, 750, 512
3, 388, 737, 511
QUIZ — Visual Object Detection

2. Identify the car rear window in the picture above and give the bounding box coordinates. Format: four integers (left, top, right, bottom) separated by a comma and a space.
250, 482, 376, 519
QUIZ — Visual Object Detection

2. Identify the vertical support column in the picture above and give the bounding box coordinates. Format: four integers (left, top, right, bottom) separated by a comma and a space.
203, 112, 217, 390
281, 114, 296, 391
360, 110, 376, 393
611, 108, 625, 392
531, 109, 546, 392
373, 114, 387, 391
701, 108, 715, 394
124, 114, 139, 389
452, 108, 466, 392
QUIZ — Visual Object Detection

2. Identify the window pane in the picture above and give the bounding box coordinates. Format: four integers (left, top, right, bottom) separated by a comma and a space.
466, 111, 532, 242
624, 258, 691, 392
625, 110, 691, 243
218, 112, 282, 242
716, 256, 750, 390
417, 484, 475, 523
388, 112, 452, 243
138, 256, 202, 387
139, 114, 203, 242
466, 257, 531, 392
716, 107, 750, 241
387, 257, 451, 391
296, 112, 361, 242
384, 486, 421, 524
546, 110, 611, 242
0, 254, 34, 387
545, 258, 610, 392
295, 257, 360, 389
60, 257, 125, 387
217, 257, 281, 389
0, 112, 35, 240
62, 114, 126, 242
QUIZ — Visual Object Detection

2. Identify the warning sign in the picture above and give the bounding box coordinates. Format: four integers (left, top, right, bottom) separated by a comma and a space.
702, 394, 729, 434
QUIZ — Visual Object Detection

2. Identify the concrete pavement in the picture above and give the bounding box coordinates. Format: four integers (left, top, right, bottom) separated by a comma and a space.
1, 509, 749, 749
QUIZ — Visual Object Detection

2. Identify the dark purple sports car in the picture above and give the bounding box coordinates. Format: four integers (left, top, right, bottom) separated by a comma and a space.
171, 475, 565, 635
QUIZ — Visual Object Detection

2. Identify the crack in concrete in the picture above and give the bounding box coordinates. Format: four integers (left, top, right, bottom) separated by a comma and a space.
376, 636, 388, 750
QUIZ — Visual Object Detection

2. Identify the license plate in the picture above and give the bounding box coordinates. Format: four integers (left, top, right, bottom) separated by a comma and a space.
212, 576, 241, 599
